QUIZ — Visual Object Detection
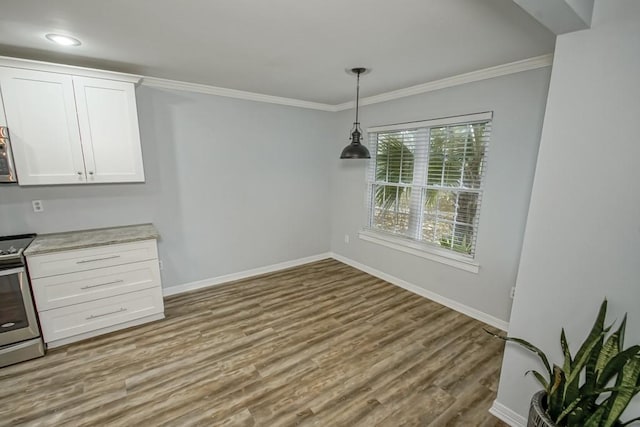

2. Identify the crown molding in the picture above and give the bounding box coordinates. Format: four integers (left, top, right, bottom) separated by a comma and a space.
141, 76, 337, 112
143, 53, 553, 112
0, 55, 142, 84
332, 53, 554, 111
0, 53, 552, 110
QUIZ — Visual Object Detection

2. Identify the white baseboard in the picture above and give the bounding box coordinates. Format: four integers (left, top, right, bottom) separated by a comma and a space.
162, 252, 332, 297
162, 251, 509, 332
329, 252, 509, 331
489, 400, 526, 427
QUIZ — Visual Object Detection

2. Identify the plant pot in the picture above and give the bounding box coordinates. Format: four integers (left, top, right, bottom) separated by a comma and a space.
526, 390, 626, 427
528, 390, 557, 427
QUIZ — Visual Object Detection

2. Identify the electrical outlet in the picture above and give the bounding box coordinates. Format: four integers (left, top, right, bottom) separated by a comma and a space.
510, 286, 516, 299
32, 200, 44, 213
159, 260, 164, 270
344, 234, 350, 244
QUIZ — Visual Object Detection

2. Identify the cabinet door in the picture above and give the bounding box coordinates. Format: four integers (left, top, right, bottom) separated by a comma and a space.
0, 68, 87, 185
73, 77, 145, 183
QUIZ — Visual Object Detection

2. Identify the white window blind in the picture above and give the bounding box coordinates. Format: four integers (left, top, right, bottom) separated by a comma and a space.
365, 112, 492, 258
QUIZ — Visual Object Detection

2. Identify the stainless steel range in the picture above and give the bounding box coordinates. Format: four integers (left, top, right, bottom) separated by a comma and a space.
0, 234, 45, 368
0, 126, 18, 183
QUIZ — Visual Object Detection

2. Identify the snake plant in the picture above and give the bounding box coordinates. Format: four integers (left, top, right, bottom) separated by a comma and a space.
488, 300, 640, 426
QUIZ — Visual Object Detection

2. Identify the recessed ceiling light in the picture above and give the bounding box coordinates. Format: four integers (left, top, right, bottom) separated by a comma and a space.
45, 33, 81, 46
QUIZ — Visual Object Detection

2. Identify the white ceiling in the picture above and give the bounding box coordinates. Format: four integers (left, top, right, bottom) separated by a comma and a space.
0, 0, 555, 105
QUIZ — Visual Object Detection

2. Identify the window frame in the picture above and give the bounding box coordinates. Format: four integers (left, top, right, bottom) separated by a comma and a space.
360, 111, 492, 273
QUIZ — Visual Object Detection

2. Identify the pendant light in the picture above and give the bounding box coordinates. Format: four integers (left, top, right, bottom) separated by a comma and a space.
340, 67, 371, 159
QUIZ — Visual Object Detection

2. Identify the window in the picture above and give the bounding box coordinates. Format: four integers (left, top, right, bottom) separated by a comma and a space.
364, 112, 491, 262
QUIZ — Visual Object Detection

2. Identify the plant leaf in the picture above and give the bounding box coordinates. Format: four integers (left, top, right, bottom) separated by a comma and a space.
573, 300, 609, 369
570, 406, 586, 427
597, 346, 640, 389
555, 395, 582, 425
561, 328, 572, 374
578, 330, 606, 419
621, 415, 640, 426
603, 357, 640, 427
618, 314, 627, 352
548, 365, 566, 420
526, 370, 550, 393
562, 326, 582, 418
565, 300, 610, 402
597, 315, 627, 375
584, 405, 607, 427
484, 329, 552, 380
592, 385, 640, 395
565, 330, 606, 404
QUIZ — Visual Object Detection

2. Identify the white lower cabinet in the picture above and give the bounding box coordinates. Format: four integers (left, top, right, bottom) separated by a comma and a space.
31, 259, 161, 311
38, 288, 163, 344
28, 239, 164, 348
28, 240, 159, 278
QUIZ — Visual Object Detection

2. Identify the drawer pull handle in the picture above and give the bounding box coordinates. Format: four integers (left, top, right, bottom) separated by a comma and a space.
87, 307, 127, 320
81, 279, 124, 290
77, 255, 121, 264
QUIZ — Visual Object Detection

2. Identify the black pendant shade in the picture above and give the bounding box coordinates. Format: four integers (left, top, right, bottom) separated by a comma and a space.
340, 129, 370, 158
340, 68, 371, 159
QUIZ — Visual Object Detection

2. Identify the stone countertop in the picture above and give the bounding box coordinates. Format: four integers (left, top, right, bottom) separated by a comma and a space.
24, 224, 160, 256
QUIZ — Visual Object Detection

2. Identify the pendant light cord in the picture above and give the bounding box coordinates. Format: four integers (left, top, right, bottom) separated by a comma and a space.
355, 70, 360, 125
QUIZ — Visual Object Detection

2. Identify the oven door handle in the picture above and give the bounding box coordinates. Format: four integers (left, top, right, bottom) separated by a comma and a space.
0, 267, 24, 276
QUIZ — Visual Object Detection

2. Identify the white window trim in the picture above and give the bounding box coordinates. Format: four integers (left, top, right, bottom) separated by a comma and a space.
362, 111, 492, 274
367, 111, 493, 133
358, 229, 480, 274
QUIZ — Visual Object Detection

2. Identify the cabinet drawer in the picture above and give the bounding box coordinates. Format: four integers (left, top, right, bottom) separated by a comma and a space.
27, 240, 158, 278
32, 260, 161, 311
39, 287, 164, 343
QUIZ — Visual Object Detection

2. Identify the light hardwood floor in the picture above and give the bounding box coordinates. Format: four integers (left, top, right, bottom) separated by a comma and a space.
0, 259, 507, 426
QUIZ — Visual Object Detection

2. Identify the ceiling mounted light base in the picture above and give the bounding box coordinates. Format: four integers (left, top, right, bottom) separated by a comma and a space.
346, 67, 371, 76
340, 67, 371, 159
45, 33, 82, 46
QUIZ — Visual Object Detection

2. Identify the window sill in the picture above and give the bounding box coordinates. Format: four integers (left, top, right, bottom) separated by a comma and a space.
358, 229, 480, 274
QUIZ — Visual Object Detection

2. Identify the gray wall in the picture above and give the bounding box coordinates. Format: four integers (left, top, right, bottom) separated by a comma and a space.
0, 65, 552, 327
496, 0, 640, 421
0, 86, 335, 288
329, 68, 551, 323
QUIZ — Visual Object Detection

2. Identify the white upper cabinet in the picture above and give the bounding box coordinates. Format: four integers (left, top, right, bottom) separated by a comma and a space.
0, 59, 144, 185
73, 77, 144, 183
0, 68, 87, 185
